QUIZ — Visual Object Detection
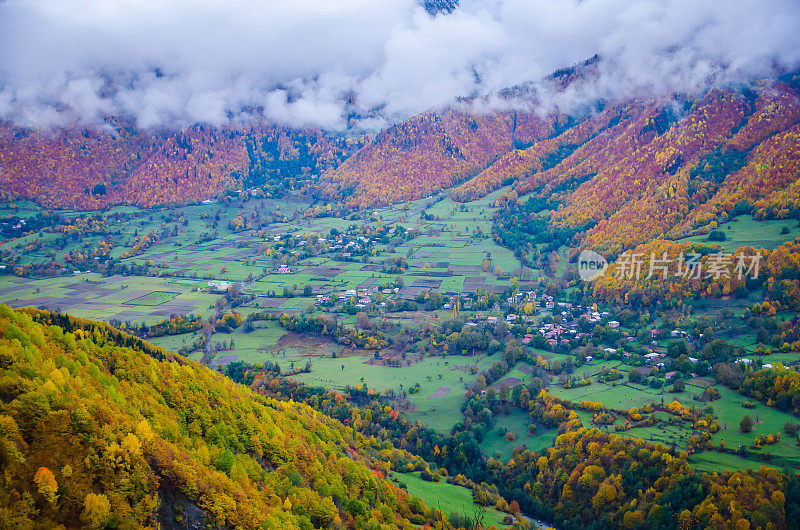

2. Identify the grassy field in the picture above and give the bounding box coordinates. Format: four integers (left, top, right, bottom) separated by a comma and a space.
481, 408, 556, 461
560, 373, 800, 473
681, 215, 800, 252
391, 472, 509, 528
703, 386, 800, 469
125, 290, 179, 306
292, 352, 505, 433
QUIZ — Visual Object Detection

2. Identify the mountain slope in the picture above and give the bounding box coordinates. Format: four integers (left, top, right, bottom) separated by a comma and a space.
2, 77, 798, 235
318, 109, 551, 209
0, 306, 446, 528
0, 124, 360, 210
480, 80, 800, 258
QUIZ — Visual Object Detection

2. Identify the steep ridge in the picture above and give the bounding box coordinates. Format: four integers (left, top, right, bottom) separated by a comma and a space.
0, 306, 449, 528
480, 80, 800, 257
451, 99, 659, 202
319, 109, 550, 209
667, 83, 800, 236
555, 83, 800, 254
551, 89, 751, 254
0, 123, 360, 210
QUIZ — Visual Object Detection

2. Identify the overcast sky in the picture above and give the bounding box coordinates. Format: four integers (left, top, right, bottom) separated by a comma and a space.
1, 0, 799, 130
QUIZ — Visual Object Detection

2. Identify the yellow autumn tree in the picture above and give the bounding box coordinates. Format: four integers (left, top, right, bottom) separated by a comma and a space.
82, 493, 111, 528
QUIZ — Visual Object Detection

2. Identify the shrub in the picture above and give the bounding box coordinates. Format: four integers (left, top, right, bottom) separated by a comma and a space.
420, 468, 440, 482
740, 415, 754, 433
449, 513, 476, 529
345, 499, 367, 517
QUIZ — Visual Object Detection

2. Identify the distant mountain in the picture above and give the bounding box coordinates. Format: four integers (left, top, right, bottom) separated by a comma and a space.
317, 108, 553, 208
479, 80, 800, 255
1, 70, 799, 262
422, 0, 459, 15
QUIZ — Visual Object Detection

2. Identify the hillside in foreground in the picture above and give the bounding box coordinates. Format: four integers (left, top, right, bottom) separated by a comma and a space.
0, 305, 449, 528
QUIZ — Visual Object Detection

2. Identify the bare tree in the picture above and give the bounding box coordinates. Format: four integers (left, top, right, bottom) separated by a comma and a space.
200, 318, 215, 365
356, 312, 372, 331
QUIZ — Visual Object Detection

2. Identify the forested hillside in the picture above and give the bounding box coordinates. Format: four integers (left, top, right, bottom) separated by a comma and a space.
0, 123, 362, 210
0, 306, 450, 528
318, 109, 551, 209
3, 76, 798, 227
461, 79, 800, 256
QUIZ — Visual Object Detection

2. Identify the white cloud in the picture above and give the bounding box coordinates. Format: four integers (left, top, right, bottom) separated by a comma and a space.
0, 0, 798, 130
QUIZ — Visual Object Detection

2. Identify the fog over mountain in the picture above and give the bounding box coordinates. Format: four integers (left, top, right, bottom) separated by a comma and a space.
1, 0, 799, 130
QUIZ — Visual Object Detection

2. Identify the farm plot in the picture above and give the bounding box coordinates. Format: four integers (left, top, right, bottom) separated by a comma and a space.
125, 290, 179, 306
0, 273, 217, 325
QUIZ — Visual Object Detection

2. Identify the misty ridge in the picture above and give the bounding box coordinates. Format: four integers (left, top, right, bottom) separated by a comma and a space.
0, 0, 798, 132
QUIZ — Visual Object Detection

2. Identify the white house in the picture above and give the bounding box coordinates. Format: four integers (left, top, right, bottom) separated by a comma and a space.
208, 281, 230, 291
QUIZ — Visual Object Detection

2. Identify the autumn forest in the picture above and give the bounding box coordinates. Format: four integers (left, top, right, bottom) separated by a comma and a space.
3, 1, 800, 529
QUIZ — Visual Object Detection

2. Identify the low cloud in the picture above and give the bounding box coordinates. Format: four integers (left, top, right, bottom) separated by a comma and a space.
0, 0, 798, 130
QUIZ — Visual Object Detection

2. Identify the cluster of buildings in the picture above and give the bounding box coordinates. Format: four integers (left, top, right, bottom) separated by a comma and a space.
506, 291, 559, 310
465, 299, 607, 348
329, 285, 401, 309
329, 235, 385, 257
268, 232, 384, 259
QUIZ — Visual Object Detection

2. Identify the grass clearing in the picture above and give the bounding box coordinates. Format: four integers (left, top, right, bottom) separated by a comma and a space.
480, 408, 556, 461
392, 472, 509, 528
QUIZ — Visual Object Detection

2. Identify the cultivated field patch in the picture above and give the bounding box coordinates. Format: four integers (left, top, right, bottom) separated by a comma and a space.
428, 387, 451, 399
125, 290, 180, 306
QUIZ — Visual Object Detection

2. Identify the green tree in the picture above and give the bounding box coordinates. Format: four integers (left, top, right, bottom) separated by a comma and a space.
740, 415, 754, 433
667, 339, 690, 358
217, 449, 235, 475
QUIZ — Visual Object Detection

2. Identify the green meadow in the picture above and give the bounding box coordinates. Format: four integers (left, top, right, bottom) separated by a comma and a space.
391, 472, 509, 528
